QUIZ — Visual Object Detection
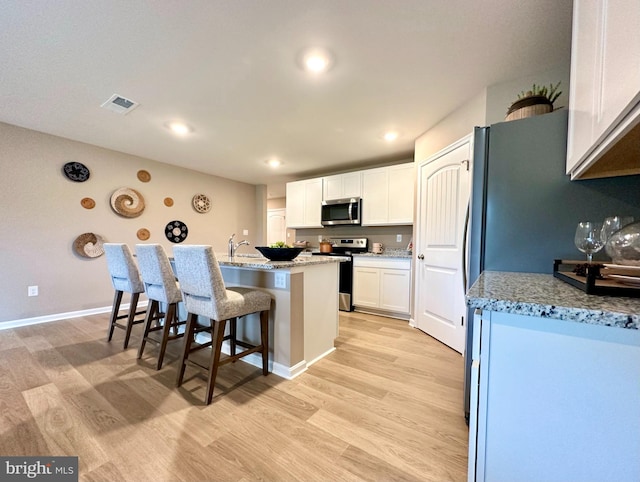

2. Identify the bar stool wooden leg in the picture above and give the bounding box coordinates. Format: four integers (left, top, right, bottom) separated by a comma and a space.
205, 318, 227, 405
123, 292, 141, 349
229, 318, 237, 357
107, 290, 124, 342
137, 300, 157, 360
177, 312, 198, 387
156, 303, 176, 370
260, 310, 269, 376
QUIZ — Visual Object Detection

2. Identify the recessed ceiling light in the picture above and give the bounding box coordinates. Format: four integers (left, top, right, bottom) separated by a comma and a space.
165, 121, 193, 136
265, 158, 282, 168
299, 48, 334, 74
382, 131, 400, 142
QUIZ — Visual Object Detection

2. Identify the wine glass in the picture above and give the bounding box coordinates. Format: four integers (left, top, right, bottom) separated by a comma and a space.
601, 216, 622, 244
601, 216, 635, 244
574, 221, 604, 263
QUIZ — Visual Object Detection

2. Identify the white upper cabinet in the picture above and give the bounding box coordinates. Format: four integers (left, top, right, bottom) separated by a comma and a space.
362, 163, 414, 226
285, 178, 323, 228
322, 172, 361, 201
567, 0, 640, 179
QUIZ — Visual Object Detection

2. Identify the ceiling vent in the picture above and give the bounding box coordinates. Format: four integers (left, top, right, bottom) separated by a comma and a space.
100, 94, 139, 114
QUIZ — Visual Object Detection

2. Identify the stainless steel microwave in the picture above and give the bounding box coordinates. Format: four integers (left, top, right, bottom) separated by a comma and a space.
321, 197, 361, 226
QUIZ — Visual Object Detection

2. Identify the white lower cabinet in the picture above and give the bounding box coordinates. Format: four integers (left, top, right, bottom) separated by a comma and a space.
469, 309, 640, 482
353, 257, 411, 318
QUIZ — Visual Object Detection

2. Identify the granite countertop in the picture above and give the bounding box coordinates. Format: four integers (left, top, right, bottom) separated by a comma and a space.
467, 271, 640, 330
217, 253, 345, 270
353, 249, 413, 259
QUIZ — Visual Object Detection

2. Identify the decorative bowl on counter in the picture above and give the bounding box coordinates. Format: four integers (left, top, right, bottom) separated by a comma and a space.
605, 221, 640, 266
255, 246, 304, 261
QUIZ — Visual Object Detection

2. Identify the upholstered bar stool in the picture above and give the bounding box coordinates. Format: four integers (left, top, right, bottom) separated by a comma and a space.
103, 243, 146, 349
172, 245, 271, 405
135, 244, 187, 370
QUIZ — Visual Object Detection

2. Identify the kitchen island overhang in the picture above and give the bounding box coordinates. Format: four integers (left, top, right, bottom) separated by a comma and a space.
210, 254, 346, 379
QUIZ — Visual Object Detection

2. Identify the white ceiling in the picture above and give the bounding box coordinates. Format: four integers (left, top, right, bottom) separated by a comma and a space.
0, 1, 573, 197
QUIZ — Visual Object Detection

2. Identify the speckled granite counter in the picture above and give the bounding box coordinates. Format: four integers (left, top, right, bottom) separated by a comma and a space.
217, 253, 345, 270
353, 249, 412, 259
467, 271, 640, 330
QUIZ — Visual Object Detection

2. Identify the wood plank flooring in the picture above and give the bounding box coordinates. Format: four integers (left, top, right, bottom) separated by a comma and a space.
0, 310, 468, 481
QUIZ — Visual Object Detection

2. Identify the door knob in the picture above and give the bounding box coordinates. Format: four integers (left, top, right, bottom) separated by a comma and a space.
417, 254, 424, 260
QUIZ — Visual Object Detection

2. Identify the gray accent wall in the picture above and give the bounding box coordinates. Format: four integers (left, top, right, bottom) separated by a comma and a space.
0, 122, 262, 323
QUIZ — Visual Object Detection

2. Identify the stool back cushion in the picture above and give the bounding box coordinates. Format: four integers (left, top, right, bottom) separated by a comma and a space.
104, 243, 144, 294
135, 244, 182, 304
172, 245, 227, 320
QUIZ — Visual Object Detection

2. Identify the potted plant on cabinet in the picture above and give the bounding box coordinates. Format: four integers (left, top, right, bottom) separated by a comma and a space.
505, 82, 562, 121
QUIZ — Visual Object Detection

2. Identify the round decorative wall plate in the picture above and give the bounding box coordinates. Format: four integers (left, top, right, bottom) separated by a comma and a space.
80, 197, 95, 209
137, 228, 150, 241
164, 197, 174, 207
73, 232, 105, 258
137, 170, 151, 182
63, 162, 90, 182
165, 220, 188, 243
192, 193, 211, 213
110, 187, 145, 218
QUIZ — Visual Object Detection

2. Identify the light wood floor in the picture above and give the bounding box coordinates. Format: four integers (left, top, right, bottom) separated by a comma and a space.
0, 310, 468, 481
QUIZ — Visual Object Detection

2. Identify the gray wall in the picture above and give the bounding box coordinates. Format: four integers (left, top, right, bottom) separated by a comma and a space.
0, 122, 261, 323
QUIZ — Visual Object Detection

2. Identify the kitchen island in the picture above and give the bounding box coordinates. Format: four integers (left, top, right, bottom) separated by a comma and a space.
215, 253, 344, 379
466, 271, 640, 482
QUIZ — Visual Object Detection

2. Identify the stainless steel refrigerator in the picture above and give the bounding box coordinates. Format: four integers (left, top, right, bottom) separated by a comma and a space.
463, 109, 640, 422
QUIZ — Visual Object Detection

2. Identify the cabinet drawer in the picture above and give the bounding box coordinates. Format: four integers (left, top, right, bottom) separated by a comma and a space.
353, 256, 411, 270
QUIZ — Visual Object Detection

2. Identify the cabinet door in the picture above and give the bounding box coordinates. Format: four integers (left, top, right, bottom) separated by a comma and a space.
566, 0, 601, 173
286, 178, 322, 228
303, 178, 323, 227
286, 181, 305, 228
476, 311, 640, 482
342, 172, 362, 198
387, 164, 414, 224
361, 168, 389, 225
596, 0, 640, 137
379, 268, 410, 313
352, 267, 380, 308
323, 174, 343, 201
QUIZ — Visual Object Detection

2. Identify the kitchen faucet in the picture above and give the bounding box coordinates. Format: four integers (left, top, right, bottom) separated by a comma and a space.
228, 233, 250, 257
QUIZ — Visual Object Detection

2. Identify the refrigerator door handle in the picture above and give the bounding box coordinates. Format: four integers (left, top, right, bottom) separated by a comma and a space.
462, 201, 470, 292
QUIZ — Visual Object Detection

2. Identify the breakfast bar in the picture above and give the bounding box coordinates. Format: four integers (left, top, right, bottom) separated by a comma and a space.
209, 253, 345, 379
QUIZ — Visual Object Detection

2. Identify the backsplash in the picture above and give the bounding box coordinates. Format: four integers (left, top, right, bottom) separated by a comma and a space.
294, 225, 413, 252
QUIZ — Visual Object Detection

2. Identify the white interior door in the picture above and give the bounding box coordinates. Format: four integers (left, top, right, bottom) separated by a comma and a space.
414, 136, 471, 353
267, 208, 286, 245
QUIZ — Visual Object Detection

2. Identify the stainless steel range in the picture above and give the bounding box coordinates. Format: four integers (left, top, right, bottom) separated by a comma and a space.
312, 237, 368, 311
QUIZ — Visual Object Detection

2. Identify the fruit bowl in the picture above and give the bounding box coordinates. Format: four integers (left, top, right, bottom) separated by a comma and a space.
255, 246, 304, 261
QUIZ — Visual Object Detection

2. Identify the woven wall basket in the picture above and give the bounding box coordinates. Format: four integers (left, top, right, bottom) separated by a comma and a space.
505, 95, 553, 121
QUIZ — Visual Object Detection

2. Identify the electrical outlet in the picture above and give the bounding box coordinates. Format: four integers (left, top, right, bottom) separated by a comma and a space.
318, 235, 323, 242
274, 271, 287, 289
396, 234, 402, 242
242, 229, 249, 236
28, 285, 38, 297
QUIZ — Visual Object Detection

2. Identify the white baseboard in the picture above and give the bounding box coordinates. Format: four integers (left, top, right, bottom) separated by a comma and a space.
219, 341, 308, 380
0, 301, 149, 331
